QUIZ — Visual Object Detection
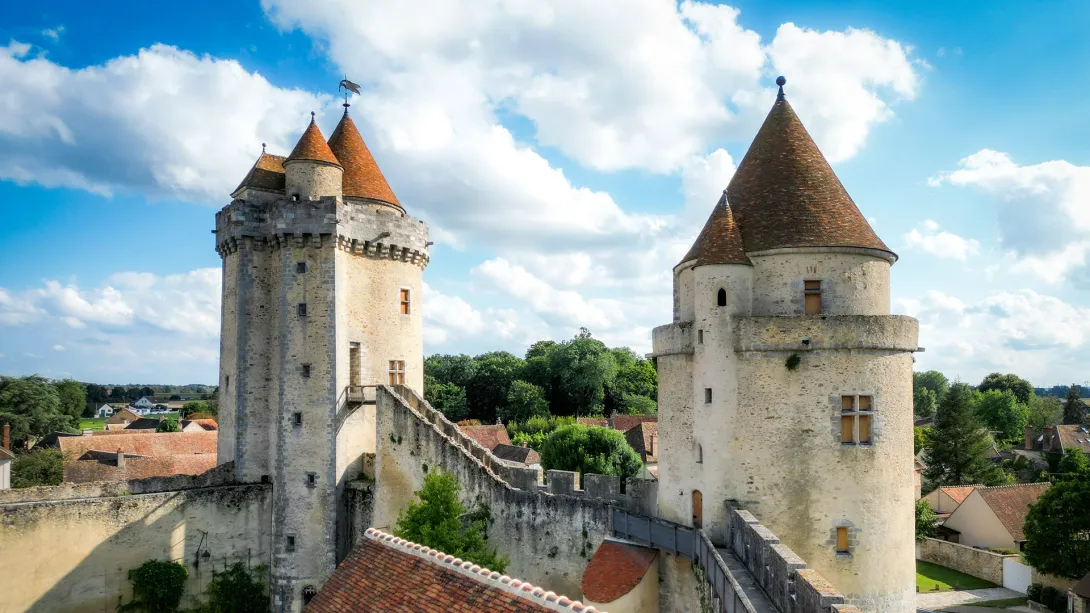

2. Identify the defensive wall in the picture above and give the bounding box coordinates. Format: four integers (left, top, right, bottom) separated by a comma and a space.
0, 463, 272, 613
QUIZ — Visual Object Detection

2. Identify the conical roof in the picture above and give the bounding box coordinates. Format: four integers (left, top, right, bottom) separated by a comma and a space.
328, 112, 402, 208
286, 115, 341, 167
679, 193, 751, 267
725, 96, 892, 256
231, 150, 286, 196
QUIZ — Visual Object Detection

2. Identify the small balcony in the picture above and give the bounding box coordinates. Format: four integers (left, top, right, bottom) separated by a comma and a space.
345, 385, 377, 407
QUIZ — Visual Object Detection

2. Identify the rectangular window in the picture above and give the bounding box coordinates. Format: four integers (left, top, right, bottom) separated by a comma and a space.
840, 395, 874, 445
286, 535, 296, 552
704, 388, 712, 404
388, 360, 405, 385
296, 262, 307, 273
841, 415, 855, 442
306, 472, 317, 487
698, 329, 704, 344
293, 412, 303, 427
400, 288, 411, 315
302, 364, 311, 378
297, 303, 307, 317
836, 527, 849, 553
804, 280, 822, 315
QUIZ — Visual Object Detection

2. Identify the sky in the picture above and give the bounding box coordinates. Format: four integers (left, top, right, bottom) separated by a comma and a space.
1, 0, 1089, 387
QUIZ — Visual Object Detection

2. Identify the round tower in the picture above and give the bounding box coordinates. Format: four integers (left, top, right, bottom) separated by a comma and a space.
284, 112, 343, 200
653, 79, 918, 613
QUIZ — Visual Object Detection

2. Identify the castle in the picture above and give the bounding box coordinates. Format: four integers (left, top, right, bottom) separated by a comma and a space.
0, 79, 918, 613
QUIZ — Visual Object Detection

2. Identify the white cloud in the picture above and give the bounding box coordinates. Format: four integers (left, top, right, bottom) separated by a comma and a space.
475, 258, 622, 329
902, 219, 980, 260
42, 26, 65, 42
930, 149, 1090, 282
52, 344, 65, 351
421, 283, 541, 353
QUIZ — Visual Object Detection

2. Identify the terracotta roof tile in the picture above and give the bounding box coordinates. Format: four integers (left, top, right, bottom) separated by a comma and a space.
63, 453, 217, 483
726, 97, 892, 257
328, 112, 401, 208
286, 117, 341, 167
492, 444, 541, 465
940, 485, 982, 505
124, 418, 162, 430
577, 418, 609, 428
609, 415, 657, 433
305, 529, 584, 613
581, 540, 657, 603
977, 482, 1050, 542
58, 431, 217, 458
1056, 424, 1090, 454
680, 194, 752, 267
624, 423, 658, 464
232, 152, 286, 195
105, 408, 141, 424
461, 425, 511, 451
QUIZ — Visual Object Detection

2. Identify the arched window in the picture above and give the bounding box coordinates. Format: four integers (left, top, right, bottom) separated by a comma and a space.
717, 288, 727, 307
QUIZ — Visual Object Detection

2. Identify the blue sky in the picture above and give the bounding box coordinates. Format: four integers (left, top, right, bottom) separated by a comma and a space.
2, 0, 1089, 386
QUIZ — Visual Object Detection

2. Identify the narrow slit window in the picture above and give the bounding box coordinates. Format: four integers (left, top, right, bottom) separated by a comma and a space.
804, 280, 822, 315
388, 360, 406, 385
717, 288, 727, 307
301, 364, 311, 378
400, 288, 411, 314
286, 535, 296, 552
306, 472, 317, 487
225, 375, 230, 392
704, 388, 713, 404
698, 329, 704, 344
697, 444, 703, 464
293, 412, 303, 427
297, 303, 308, 317
836, 527, 849, 553
296, 262, 307, 273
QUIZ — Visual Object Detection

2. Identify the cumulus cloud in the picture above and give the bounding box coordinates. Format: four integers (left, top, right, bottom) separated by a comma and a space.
42, 26, 65, 42
930, 149, 1090, 282
902, 220, 980, 260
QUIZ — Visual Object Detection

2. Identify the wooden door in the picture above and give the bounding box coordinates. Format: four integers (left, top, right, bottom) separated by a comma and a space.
692, 490, 703, 528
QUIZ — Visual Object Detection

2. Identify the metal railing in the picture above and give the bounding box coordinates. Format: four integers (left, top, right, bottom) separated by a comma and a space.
335, 385, 378, 434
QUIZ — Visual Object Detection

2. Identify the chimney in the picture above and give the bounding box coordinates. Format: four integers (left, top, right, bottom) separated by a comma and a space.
116, 448, 126, 472
3, 423, 9, 451
520, 441, 527, 448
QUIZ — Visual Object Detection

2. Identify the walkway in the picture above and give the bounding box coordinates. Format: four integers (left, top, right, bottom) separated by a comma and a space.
916, 587, 1024, 610
716, 547, 778, 613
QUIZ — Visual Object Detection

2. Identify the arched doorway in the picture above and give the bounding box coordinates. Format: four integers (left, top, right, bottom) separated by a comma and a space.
692, 490, 703, 528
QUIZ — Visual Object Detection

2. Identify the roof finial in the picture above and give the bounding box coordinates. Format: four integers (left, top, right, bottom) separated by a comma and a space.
776, 76, 786, 101
261, 142, 266, 153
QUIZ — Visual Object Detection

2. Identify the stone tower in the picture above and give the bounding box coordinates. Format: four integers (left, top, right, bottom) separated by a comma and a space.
651, 81, 919, 613
215, 106, 428, 613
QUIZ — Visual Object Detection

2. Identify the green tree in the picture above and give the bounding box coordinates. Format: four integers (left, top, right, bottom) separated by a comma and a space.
0, 376, 71, 448
499, 380, 549, 423
539, 424, 643, 481
548, 331, 617, 417
621, 394, 657, 415
1057, 448, 1090, 477
205, 387, 219, 417
119, 560, 188, 613
465, 352, 524, 423
11, 448, 65, 487
913, 426, 928, 456
1028, 395, 1064, 431
915, 499, 938, 540
972, 389, 1030, 443
605, 348, 658, 415
86, 383, 109, 404
914, 371, 950, 405
1062, 385, 1087, 425
181, 401, 207, 418
111, 386, 128, 400
923, 383, 997, 486
156, 418, 181, 433
394, 469, 507, 572
525, 340, 558, 360
127, 387, 143, 402
978, 372, 1034, 405
1023, 473, 1090, 579
424, 377, 469, 422
190, 562, 267, 613
913, 387, 937, 418
53, 379, 87, 423
424, 354, 478, 389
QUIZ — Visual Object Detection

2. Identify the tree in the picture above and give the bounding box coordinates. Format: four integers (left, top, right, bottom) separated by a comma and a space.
181, 401, 207, 418
539, 424, 643, 481
119, 560, 188, 613
1062, 385, 1087, 425
465, 352, 524, 423
424, 354, 478, 389
499, 380, 549, 423
1028, 395, 1063, 431
913, 426, 928, 456
168, 394, 181, 401
111, 386, 127, 400
978, 372, 1034, 405
1057, 448, 1090, 477
914, 371, 950, 405
972, 389, 1029, 443
605, 348, 658, 415
394, 469, 507, 572
127, 387, 143, 402
621, 394, 657, 415
923, 383, 997, 486
525, 340, 558, 361
11, 449, 65, 487
205, 387, 219, 417
424, 377, 469, 422
1023, 473, 1090, 579
86, 383, 108, 404
548, 333, 617, 417
140, 386, 155, 398
156, 418, 181, 433
913, 387, 937, 418
0, 376, 72, 448
190, 562, 267, 613
915, 499, 938, 540
53, 379, 87, 423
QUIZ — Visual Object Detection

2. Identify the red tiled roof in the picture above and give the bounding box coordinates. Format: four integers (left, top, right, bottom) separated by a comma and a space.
577, 418, 609, 428
305, 529, 594, 613
492, 444, 541, 465
461, 425, 511, 451
726, 96, 892, 257
232, 152, 286, 195
58, 431, 217, 458
286, 117, 341, 167
624, 422, 658, 464
977, 483, 1050, 542
0, 446, 13, 460
63, 453, 217, 483
582, 540, 657, 604
1056, 424, 1090, 454
680, 194, 752, 267
105, 408, 141, 424
328, 112, 401, 208
609, 415, 657, 434
941, 485, 982, 505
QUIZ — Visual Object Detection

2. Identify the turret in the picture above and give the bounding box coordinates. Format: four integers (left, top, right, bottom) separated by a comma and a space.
284, 112, 343, 200
327, 108, 402, 215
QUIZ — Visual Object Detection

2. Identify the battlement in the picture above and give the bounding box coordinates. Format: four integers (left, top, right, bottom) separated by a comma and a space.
649, 320, 695, 358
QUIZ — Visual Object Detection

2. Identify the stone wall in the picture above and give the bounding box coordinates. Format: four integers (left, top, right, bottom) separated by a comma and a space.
0, 468, 270, 613
916, 538, 1012, 585
747, 251, 891, 317
372, 385, 655, 601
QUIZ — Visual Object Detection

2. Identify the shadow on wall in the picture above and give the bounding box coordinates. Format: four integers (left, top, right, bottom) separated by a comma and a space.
0, 466, 272, 613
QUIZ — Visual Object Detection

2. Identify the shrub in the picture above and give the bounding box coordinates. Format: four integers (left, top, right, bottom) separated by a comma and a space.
119, 560, 188, 613
539, 424, 642, 483
1027, 583, 1042, 603
156, 418, 181, 433
12, 448, 65, 488
189, 562, 267, 613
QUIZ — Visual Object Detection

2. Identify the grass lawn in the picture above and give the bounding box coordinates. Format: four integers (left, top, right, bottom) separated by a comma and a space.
79, 417, 106, 431
966, 597, 1029, 608
916, 561, 996, 592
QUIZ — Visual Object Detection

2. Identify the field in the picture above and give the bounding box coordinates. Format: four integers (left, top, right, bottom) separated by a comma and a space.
916, 560, 996, 592
78, 412, 181, 431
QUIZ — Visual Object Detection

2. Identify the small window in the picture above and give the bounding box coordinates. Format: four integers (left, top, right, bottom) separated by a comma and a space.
804, 280, 822, 315
840, 395, 875, 445
297, 303, 308, 317
286, 535, 296, 552
293, 412, 303, 427
698, 329, 704, 344
296, 262, 307, 273
302, 364, 311, 378
302, 586, 317, 605
717, 288, 727, 307
400, 288, 411, 315
836, 527, 849, 553
306, 472, 317, 487
388, 360, 405, 385
697, 444, 703, 464
225, 375, 230, 392
704, 388, 712, 404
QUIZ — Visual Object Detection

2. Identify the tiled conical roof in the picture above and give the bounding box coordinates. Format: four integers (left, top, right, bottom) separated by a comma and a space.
231, 150, 286, 196
725, 95, 892, 257
679, 193, 752, 267
286, 115, 341, 167
328, 111, 401, 208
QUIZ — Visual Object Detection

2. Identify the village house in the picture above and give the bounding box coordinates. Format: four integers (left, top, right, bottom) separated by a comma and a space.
460, 424, 511, 452
940, 483, 1049, 550
922, 484, 981, 518
491, 443, 541, 470
57, 430, 218, 484
1025, 424, 1090, 454
95, 404, 114, 418
104, 407, 142, 430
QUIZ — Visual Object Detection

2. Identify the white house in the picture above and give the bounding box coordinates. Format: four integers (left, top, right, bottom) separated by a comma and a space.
95, 404, 115, 418
1, 424, 13, 489
130, 397, 155, 415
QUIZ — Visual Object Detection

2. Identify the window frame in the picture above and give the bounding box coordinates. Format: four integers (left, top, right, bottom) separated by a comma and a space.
388, 359, 406, 385
836, 527, 850, 554
293, 412, 303, 427
840, 394, 875, 445
297, 303, 308, 317
399, 287, 411, 315
804, 280, 822, 315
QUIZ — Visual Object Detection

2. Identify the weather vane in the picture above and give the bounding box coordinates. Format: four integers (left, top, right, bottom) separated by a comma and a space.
338, 76, 360, 115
